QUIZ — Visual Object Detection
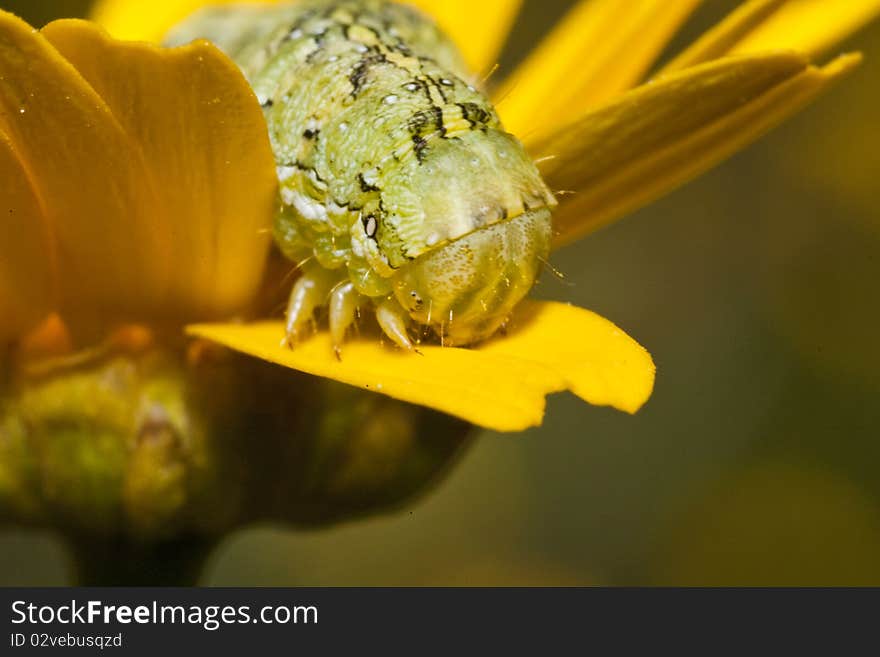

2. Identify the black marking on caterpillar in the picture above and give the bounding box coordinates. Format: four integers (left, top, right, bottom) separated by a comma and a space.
457, 102, 492, 130
357, 172, 380, 192
349, 49, 388, 96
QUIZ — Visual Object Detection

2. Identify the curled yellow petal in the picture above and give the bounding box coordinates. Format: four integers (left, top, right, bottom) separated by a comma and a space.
0, 130, 56, 343
497, 0, 702, 141
408, 0, 522, 75
532, 51, 861, 248
0, 11, 275, 342
42, 19, 276, 324
187, 300, 655, 432
0, 10, 160, 339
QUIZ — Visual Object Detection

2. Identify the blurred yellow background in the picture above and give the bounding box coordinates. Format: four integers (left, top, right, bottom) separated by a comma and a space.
1, 0, 878, 586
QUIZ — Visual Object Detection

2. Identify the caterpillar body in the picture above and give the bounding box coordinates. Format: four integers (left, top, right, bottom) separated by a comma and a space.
169, 0, 556, 352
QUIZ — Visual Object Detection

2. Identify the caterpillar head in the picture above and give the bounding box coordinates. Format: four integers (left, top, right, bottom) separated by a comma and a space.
391, 205, 553, 345
365, 129, 556, 346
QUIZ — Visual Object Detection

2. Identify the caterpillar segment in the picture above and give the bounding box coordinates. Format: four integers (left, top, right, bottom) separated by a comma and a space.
168, 0, 556, 353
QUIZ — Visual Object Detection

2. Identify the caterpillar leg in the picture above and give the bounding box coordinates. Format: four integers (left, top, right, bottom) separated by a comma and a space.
283, 266, 339, 347
284, 270, 419, 353
328, 282, 361, 359
375, 297, 415, 352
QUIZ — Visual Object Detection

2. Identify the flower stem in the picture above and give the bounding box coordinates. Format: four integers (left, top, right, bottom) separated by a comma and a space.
66, 536, 217, 587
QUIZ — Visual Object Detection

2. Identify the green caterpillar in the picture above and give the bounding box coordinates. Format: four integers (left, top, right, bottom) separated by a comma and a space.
168, 0, 556, 353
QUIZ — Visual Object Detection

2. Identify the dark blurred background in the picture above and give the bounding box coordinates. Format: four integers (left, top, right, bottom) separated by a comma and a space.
1, 0, 879, 585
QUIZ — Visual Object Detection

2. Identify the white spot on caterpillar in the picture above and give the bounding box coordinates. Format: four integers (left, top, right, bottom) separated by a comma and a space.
339, 122, 349, 132
352, 232, 365, 257
362, 168, 380, 187
364, 215, 378, 237
383, 94, 398, 105
425, 232, 441, 246
286, 190, 328, 222
277, 166, 297, 182
328, 201, 348, 216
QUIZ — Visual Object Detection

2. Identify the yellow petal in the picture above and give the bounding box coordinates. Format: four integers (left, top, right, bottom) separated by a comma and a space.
664, 0, 880, 72
496, 0, 702, 141
478, 301, 655, 415
42, 19, 276, 325
91, 0, 519, 75
0, 130, 56, 342
730, 0, 880, 59
0, 11, 275, 342
187, 300, 655, 432
90, 0, 264, 43
531, 51, 860, 248
408, 0, 522, 75
0, 10, 159, 339
661, 0, 789, 73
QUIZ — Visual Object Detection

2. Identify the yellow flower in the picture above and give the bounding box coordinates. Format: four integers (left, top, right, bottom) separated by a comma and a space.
2, 0, 878, 432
